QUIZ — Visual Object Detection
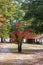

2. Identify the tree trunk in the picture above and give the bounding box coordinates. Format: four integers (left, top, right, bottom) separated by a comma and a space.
18, 43, 22, 53
10, 35, 11, 43
1, 37, 3, 42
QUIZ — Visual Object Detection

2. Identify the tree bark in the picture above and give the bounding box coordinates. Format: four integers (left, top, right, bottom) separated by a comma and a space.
10, 35, 11, 43
18, 43, 22, 53
1, 37, 3, 42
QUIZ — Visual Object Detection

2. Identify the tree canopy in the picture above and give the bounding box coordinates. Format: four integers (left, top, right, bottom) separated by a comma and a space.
24, 0, 43, 33
0, 0, 26, 38
0, 0, 42, 52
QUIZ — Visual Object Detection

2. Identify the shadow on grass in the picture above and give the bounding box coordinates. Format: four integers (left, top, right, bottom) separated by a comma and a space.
9, 48, 43, 54
0, 48, 43, 54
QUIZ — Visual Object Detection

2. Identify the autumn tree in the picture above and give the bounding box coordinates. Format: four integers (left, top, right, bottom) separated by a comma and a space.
11, 21, 29, 52
0, 0, 25, 42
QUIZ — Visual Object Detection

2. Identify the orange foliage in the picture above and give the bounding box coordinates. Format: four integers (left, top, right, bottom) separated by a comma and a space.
0, 15, 6, 22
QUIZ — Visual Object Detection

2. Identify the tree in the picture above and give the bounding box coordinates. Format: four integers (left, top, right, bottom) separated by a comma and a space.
0, 0, 17, 41
24, 0, 43, 34
11, 21, 29, 52
0, 0, 25, 42
0, 21, 11, 42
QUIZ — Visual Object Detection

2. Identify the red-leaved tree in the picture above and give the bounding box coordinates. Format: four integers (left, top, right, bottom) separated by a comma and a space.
11, 21, 29, 52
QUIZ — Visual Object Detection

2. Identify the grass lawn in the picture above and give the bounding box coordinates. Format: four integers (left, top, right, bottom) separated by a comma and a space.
0, 43, 43, 49
0, 43, 43, 53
